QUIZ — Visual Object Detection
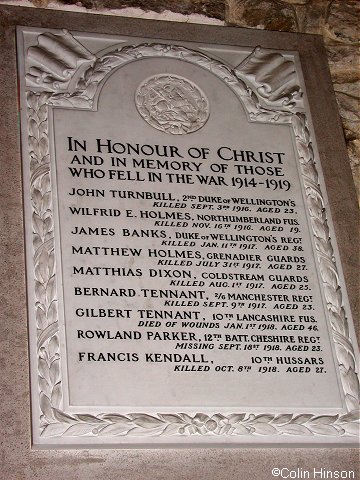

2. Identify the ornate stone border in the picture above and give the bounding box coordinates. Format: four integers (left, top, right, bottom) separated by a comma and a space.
24, 30, 359, 442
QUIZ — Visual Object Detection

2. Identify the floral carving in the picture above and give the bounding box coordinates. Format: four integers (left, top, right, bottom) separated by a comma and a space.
41, 411, 359, 438
24, 35, 359, 442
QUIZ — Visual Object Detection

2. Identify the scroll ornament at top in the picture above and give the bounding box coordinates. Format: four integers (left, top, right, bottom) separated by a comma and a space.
235, 46, 304, 112
25, 32, 304, 116
25, 30, 96, 92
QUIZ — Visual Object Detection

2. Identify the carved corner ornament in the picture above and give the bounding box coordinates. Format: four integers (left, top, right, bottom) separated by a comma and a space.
24, 30, 359, 442
234, 46, 304, 112
26, 30, 96, 92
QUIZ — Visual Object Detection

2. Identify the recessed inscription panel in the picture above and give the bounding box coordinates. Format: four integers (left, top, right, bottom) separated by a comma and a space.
18, 27, 359, 446
54, 60, 340, 409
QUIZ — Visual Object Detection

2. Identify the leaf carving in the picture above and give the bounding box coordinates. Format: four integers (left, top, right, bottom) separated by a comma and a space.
271, 414, 293, 425
36, 306, 47, 330
310, 425, 343, 436
65, 424, 95, 436
51, 382, 62, 408
158, 414, 184, 424
76, 414, 104, 423
46, 275, 57, 305
131, 415, 165, 429
42, 423, 70, 437
339, 410, 360, 423
278, 424, 313, 436
250, 414, 274, 424
38, 357, 50, 383
161, 423, 184, 436
97, 424, 131, 436
309, 415, 339, 425
49, 358, 60, 385
48, 334, 59, 359
231, 424, 251, 435
341, 423, 360, 436
101, 414, 133, 424
40, 392, 54, 420
52, 408, 76, 424
252, 423, 277, 435
292, 414, 313, 424
32, 212, 44, 239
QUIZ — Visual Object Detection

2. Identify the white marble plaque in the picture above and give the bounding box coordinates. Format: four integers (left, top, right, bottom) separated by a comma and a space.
17, 26, 359, 447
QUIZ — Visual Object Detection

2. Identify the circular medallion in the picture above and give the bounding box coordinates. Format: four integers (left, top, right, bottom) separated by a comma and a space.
135, 74, 210, 135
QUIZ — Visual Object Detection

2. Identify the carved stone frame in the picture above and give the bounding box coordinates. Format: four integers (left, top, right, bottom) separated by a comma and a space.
19, 28, 359, 447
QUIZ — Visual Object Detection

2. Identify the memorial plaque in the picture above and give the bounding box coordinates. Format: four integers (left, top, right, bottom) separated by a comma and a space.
17, 25, 359, 447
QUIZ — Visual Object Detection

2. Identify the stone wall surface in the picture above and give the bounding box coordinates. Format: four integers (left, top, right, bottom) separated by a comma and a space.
16, 0, 358, 197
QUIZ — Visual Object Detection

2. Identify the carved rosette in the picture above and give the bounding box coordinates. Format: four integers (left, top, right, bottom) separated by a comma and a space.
24, 32, 359, 440
135, 74, 210, 135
